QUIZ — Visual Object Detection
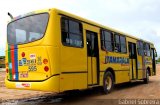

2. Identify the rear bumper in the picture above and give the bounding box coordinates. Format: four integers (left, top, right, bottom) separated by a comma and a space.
5, 74, 60, 92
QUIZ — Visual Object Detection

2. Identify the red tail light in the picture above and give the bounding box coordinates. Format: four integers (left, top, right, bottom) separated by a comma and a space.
44, 66, 49, 72
6, 63, 8, 67
43, 59, 48, 64
6, 68, 8, 73
22, 52, 25, 57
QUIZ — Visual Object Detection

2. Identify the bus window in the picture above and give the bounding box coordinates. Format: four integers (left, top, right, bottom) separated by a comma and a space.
144, 43, 151, 56
7, 13, 49, 44
61, 18, 68, 32
120, 36, 127, 53
137, 41, 144, 56
115, 34, 121, 52
101, 30, 113, 51
29, 32, 43, 42
15, 29, 26, 43
146, 44, 151, 56
61, 17, 83, 47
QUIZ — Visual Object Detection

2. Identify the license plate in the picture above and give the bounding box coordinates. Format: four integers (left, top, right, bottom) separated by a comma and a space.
20, 72, 28, 78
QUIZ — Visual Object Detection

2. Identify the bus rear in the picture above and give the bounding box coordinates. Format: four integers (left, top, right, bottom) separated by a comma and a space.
5, 10, 60, 92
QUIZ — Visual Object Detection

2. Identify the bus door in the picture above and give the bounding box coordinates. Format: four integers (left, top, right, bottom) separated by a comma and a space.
86, 30, 99, 85
128, 42, 138, 80
151, 48, 156, 75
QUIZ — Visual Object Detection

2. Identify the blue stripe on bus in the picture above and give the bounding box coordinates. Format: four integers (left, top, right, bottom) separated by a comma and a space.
14, 44, 19, 80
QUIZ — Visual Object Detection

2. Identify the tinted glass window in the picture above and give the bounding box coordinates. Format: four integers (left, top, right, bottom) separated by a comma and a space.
69, 33, 82, 46
104, 31, 111, 41
145, 43, 150, 56
140, 42, 144, 56
121, 44, 126, 53
146, 44, 150, 50
137, 41, 144, 56
7, 13, 49, 44
114, 34, 127, 53
101, 30, 127, 53
69, 20, 81, 34
61, 19, 68, 32
115, 34, 121, 52
115, 35, 120, 43
61, 17, 83, 47
86, 32, 98, 57
120, 36, 125, 43
15, 29, 26, 43
105, 42, 112, 51
101, 30, 113, 52
120, 36, 126, 53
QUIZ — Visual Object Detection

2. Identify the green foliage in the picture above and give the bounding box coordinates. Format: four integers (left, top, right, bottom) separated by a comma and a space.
0, 56, 5, 59
0, 56, 5, 68
0, 64, 5, 68
156, 56, 160, 64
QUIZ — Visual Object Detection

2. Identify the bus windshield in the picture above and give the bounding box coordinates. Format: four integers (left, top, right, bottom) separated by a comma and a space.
7, 13, 49, 45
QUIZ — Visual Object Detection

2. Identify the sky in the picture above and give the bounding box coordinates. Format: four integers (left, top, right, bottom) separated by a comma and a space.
0, 0, 160, 56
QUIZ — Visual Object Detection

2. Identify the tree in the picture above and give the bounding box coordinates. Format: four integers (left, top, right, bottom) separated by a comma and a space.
156, 56, 160, 63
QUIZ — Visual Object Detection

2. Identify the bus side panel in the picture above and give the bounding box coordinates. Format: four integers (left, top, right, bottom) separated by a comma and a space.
59, 46, 88, 92
46, 46, 60, 76
99, 50, 130, 84
115, 71, 130, 84
59, 45, 87, 91
60, 73, 87, 92
59, 26, 87, 92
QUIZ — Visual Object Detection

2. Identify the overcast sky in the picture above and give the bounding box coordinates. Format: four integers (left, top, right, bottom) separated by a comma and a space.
0, 0, 160, 56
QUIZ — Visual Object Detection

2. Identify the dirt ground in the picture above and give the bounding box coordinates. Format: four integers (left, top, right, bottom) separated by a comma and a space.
1, 65, 160, 104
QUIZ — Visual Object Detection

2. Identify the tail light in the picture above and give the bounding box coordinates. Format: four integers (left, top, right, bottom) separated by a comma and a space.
6, 68, 8, 73
22, 52, 25, 57
43, 59, 48, 64
6, 63, 8, 67
44, 66, 49, 72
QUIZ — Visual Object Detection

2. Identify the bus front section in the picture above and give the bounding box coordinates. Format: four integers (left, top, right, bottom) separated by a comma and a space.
5, 12, 59, 92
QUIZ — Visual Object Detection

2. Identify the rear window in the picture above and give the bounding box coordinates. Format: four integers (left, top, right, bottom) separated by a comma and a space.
7, 13, 49, 45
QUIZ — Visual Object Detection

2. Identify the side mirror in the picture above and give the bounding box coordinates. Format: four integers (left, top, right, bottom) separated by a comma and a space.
155, 51, 157, 57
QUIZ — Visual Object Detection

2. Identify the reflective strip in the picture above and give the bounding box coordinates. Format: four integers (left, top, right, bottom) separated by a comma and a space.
14, 45, 19, 80
8, 45, 12, 80
11, 45, 15, 80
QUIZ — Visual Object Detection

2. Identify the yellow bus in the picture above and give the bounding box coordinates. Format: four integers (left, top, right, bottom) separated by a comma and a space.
5, 8, 157, 94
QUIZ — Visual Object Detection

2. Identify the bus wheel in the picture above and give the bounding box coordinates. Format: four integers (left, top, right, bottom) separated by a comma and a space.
143, 70, 149, 84
103, 71, 114, 94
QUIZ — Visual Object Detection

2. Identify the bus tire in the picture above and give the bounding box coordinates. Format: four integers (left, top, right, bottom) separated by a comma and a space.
143, 70, 149, 84
103, 71, 114, 94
